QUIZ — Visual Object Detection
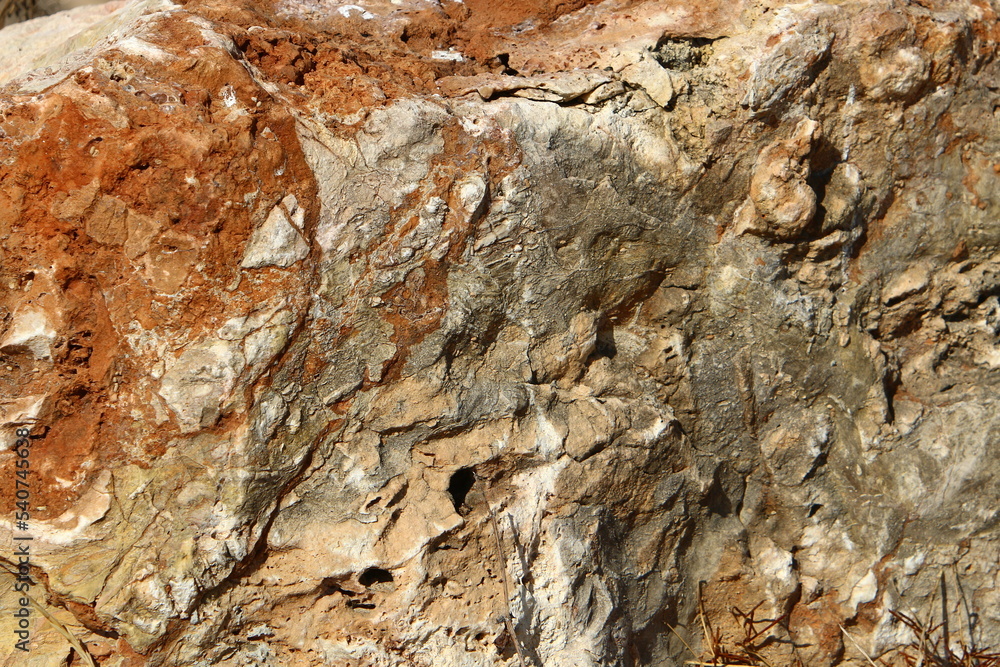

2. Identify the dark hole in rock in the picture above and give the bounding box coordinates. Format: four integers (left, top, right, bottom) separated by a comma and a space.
319, 578, 358, 597
801, 451, 829, 483
595, 323, 618, 359
699, 471, 734, 517
807, 503, 823, 517
448, 467, 476, 510
359, 567, 394, 587
346, 599, 376, 610
495, 627, 516, 660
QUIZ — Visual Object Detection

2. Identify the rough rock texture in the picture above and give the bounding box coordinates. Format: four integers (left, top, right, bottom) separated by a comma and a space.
0, 0, 107, 30
0, 0, 999, 665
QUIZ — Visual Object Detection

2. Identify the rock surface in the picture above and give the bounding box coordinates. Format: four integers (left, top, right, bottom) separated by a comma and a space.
0, 0, 998, 665
0, 0, 108, 30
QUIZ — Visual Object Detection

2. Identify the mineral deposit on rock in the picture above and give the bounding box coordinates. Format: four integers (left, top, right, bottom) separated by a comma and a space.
0, 0, 998, 665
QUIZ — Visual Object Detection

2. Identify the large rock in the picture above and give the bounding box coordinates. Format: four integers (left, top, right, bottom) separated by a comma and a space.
0, 0, 998, 665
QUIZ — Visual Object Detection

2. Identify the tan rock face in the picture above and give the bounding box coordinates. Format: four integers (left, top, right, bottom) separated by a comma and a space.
0, 0, 998, 665
747, 118, 821, 240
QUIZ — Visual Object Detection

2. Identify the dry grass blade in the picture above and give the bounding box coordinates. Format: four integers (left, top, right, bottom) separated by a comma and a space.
731, 601, 789, 656
680, 573, 1000, 667
923, 584, 939, 665
697, 582, 722, 664
888, 607, 1000, 667
941, 573, 953, 665
680, 574, 1000, 667
24, 595, 98, 667
688, 586, 794, 666
669, 623, 700, 660
486, 500, 529, 667
840, 625, 880, 667
0, 565, 96, 667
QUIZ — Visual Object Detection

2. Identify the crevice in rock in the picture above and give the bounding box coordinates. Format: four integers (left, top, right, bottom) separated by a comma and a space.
178, 440, 319, 648
346, 599, 376, 610
699, 467, 736, 518
358, 567, 394, 587
800, 451, 829, 483
807, 165, 836, 233
319, 578, 359, 598
448, 467, 476, 511
594, 321, 618, 359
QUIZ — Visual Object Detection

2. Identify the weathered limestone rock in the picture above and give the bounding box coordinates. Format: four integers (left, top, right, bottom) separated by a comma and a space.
241, 196, 310, 269
0, 0, 998, 666
745, 118, 822, 240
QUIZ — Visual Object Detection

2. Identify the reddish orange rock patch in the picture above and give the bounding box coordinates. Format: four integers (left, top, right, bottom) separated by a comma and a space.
0, 6, 318, 519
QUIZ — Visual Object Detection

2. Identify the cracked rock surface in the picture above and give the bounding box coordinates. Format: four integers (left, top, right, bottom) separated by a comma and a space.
0, 0, 999, 665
